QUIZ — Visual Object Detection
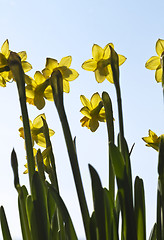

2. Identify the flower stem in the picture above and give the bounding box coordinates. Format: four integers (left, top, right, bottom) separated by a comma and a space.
8, 52, 35, 192
51, 70, 90, 240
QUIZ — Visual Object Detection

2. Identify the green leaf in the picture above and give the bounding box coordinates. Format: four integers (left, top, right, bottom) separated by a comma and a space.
148, 223, 157, 240
109, 142, 125, 179
32, 171, 49, 240
18, 185, 31, 240
26, 195, 39, 240
89, 212, 98, 240
134, 176, 146, 240
48, 185, 78, 240
0, 206, 12, 240
89, 164, 106, 240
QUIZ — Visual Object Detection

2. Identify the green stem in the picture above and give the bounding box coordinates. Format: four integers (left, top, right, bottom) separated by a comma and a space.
8, 52, 35, 192
50, 71, 90, 240
102, 92, 115, 200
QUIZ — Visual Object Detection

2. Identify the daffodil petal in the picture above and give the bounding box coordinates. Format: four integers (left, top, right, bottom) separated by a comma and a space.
80, 106, 92, 119
0, 53, 8, 67
33, 114, 46, 128
35, 133, 46, 148
103, 43, 114, 59
89, 118, 99, 132
94, 69, 106, 83
59, 56, 72, 68
156, 39, 164, 56
34, 71, 46, 84
61, 67, 79, 81
46, 58, 58, 71
92, 44, 104, 61
145, 56, 160, 70
155, 67, 162, 83
25, 85, 35, 98
63, 80, 70, 93
80, 116, 90, 128
42, 68, 51, 78
44, 85, 53, 101
82, 59, 97, 71
118, 54, 126, 66
0, 75, 6, 87
1, 40, 10, 58
49, 129, 55, 136
22, 61, 32, 73
24, 74, 33, 85
18, 51, 27, 61
90, 92, 101, 108
80, 95, 91, 108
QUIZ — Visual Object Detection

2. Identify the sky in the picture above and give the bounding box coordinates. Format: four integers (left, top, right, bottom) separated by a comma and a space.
0, 0, 164, 239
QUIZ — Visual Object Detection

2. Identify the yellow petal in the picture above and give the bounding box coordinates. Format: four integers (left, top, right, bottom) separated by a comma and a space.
34, 71, 46, 84
34, 133, 46, 148
89, 118, 99, 132
156, 39, 164, 56
33, 114, 46, 128
59, 56, 72, 67
155, 67, 162, 83
92, 44, 104, 61
49, 129, 55, 136
25, 85, 35, 98
0, 53, 8, 67
94, 69, 106, 83
44, 85, 53, 101
42, 68, 52, 78
46, 58, 58, 71
0, 75, 6, 87
103, 43, 114, 59
106, 65, 114, 83
90, 92, 102, 108
63, 80, 70, 93
60, 67, 79, 81
1, 40, 10, 58
24, 74, 34, 85
22, 61, 32, 72
18, 51, 27, 61
118, 54, 127, 66
145, 56, 160, 70
80, 116, 90, 128
80, 95, 91, 109
80, 106, 92, 119
82, 59, 97, 71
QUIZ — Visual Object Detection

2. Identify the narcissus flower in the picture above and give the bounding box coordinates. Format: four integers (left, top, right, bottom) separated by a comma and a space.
80, 92, 106, 132
42, 56, 79, 93
25, 71, 53, 110
82, 43, 126, 83
142, 130, 161, 151
23, 147, 51, 174
19, 113, 55, 148
145, 39, 164, 83
0, 39, 32, 87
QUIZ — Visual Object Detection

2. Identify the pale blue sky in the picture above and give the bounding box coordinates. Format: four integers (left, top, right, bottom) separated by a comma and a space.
0, 0, 163, 239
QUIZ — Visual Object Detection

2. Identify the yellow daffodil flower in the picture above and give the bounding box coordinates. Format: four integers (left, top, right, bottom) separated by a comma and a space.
145, 39, 164, 83
42, 56, 79, 93
25, 72, 53, 110
80, 92, 106, 132
19, 113, 55, 148
142, 129, 161, 151
82, 43, 126, 83
0, 39, 32, 87
24, 147, 51, 174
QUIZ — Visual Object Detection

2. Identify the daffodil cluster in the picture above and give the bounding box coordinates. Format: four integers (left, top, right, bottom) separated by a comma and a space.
0, 39, 32, 87
19, 113, 55, 173
142, 129, 161, 151
145, 39, 164, 83
82, 43, 126, 83
80, 92, 106, 132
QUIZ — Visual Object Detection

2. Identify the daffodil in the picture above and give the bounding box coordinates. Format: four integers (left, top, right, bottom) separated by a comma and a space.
42, 56, 79, 93
145, 39, 164, 83
82, 43, 126, 83
80, 92, 106, 132
25, 71, 53, 110
24, 147, 51, 174
19, 113, 55, 148
142, 130, 161, 151
0, 39, 32, 87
